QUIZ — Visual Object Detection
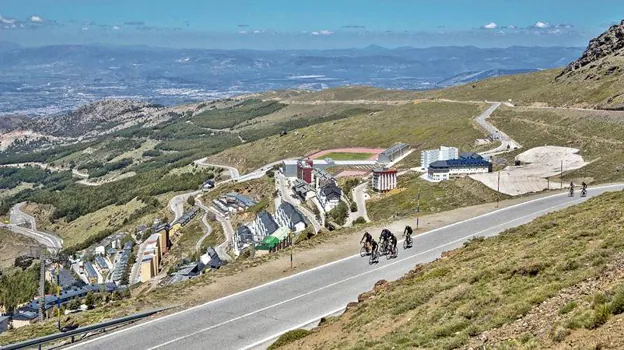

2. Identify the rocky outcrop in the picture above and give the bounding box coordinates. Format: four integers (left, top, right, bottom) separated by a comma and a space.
557, 20, 624, 79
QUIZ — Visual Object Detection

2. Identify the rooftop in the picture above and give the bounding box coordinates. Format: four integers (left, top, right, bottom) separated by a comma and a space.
373, 167, 398, 174
83, 262, 98, 278
429, 158, 491, 169
381, 142, 409, 155
257, 210, 279, 234
278, 202, 306, 225
320, 183, 342, 199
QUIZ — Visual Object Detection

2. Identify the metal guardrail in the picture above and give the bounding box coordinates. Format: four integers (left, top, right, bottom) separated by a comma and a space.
0, 307, 172, 350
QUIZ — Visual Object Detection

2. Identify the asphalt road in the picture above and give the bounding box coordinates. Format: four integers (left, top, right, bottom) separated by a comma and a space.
2, 202, 63, 251
66, 184, 624, 350
476, 102, 522, 158
349, 181, 371, 224
194, 197, 214, 253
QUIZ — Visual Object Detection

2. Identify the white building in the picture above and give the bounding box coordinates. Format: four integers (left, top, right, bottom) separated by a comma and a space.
275, 202, 307, 233
250, 210, 279, 241
95, 246, 105, 256
427, 153, 492, 182
318, 183, 342, 212
420, 146, 459, 170
372, 168, 398, 192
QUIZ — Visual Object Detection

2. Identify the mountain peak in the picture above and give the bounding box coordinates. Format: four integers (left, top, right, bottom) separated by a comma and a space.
557, 19, 624, 79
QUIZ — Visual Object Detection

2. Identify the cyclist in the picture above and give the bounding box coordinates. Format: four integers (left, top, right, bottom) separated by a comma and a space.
360, 231, 373, 253
380, 229, 390, 244
370, 239, 379, 259
388, 231, 398, 256
569, 181, 575, 196
582, 182, 587, 190
404, 225, 413, 243
581, 181, 588, 196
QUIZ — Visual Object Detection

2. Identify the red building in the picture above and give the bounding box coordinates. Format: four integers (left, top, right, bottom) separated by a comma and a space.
296, 159, 314, 184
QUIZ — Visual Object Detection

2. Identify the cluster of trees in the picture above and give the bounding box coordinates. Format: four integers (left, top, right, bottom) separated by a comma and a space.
0, 264, 41, 313
0, 166, 51, 190
328, 202, 349, 226
191, 100, 286, 130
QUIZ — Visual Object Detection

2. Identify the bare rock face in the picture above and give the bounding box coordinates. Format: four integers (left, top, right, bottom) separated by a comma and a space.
557, 20, 624, 79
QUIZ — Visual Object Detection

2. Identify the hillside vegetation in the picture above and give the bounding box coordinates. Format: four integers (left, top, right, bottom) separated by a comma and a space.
277, 191, 624, 350
209, 101, 487, 172
367, 176, 507, 221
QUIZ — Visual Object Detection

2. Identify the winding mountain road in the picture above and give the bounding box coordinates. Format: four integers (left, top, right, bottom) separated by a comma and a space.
67, 184, 624, 350
194, 197, 213, 253
1, 202, 63, 252
476, 102, 522, 158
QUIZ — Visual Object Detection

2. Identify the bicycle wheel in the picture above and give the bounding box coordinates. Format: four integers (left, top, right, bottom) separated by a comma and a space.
386, 248, 393, 260
369, 252, 375, 265
360, 246, 367, 257
403, 240, 408, 250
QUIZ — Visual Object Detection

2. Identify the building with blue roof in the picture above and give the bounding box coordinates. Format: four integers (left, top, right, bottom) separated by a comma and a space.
427, 152, 492, 182
83, 262, 99, 284
95, 256, 110, 272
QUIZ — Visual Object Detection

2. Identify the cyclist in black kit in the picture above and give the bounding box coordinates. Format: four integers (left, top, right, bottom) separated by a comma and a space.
360, 231, 373, 253
388, 231, 398, 257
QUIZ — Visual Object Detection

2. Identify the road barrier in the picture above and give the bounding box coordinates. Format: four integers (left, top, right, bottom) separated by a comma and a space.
0, 307, 172, 350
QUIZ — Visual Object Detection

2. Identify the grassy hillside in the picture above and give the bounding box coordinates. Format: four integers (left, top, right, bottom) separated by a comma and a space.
421, 60, 624, 109
209, 102, 488, 172
489, 106, 624, 184
254, 86, 420, 102
277, 190, 624, 350
0, 228, 38, 270
367, 176, 507, 221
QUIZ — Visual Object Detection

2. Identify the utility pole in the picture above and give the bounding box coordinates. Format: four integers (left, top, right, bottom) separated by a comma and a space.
560, 160, 563, 190
289, 232, 294, 270
39, 253, 46, 321
416, 192, 421, 229
496, 171, 501, 208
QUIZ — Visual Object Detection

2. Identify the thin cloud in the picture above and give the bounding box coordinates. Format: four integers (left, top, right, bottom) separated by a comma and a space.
237, 24, 249, 28
112, 26, 120, 30
0, 14, 17, 25
312, 29, 333, 36
30, 16, 44, 23
482, 22, 498, 29
342, 25, 365, 29
124, 21, 145, 26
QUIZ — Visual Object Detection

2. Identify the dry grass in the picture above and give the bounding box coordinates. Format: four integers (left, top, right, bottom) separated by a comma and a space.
29, 198, 146, 247
367, 175, 508, 221
0, 228, 38, 269
209, 102, 487, 172
420, 57, 624, 109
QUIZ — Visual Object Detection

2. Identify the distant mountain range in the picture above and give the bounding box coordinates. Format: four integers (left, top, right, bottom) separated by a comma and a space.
0, 43, 583, 116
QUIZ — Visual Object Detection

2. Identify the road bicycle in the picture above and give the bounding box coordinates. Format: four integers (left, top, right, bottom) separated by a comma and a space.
403, 235, 413, 250
369, 249, 379, 265
387, 244, 398, 260
378, 239, 388, 256
360, 242, 371, 257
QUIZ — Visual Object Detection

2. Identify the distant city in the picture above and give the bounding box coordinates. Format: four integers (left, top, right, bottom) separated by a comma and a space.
0, 43, 583, 116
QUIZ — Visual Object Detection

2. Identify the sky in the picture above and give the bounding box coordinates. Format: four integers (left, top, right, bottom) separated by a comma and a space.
1, 0, 623, 49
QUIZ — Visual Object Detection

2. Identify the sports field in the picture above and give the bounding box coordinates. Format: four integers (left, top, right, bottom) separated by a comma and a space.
307, 147, 384, 160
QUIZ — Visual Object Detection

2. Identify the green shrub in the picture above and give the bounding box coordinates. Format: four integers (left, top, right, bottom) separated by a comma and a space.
268, 329, 312, 349
609, 287, 624, 314
587, 304, 611, 329
559, 301, 578, 315
353, 217, 367, 225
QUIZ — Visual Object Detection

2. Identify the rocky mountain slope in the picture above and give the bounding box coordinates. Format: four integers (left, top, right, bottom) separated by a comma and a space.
557, 20, 624, 79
